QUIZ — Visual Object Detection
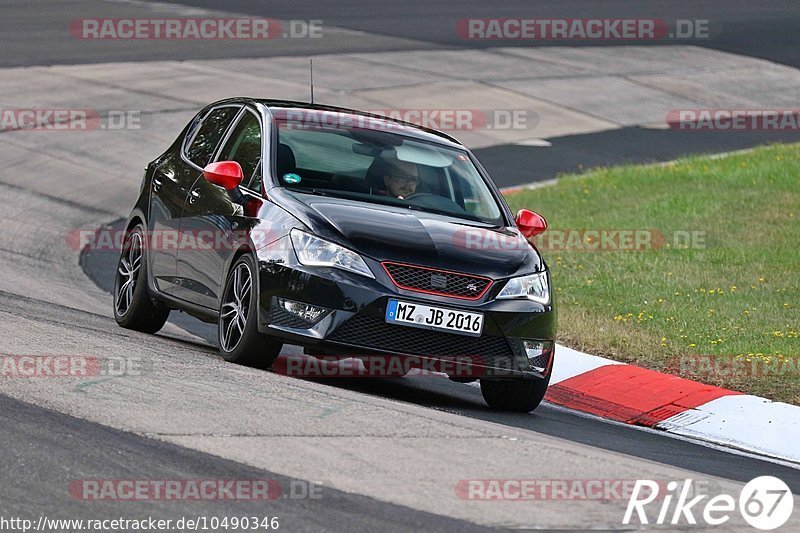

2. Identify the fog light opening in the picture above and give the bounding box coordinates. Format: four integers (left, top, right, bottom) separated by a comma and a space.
523, 340, 553, 373
277, 298, 327, 324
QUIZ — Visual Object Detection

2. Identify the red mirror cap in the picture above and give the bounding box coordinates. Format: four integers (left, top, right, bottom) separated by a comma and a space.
516, 209, 547, 238
203, 161, 243, 190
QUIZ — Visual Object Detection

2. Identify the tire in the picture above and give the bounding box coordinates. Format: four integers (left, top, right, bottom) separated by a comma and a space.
218, 254, 282, 369
113, 224, 170, 333
480, 374, 551, 413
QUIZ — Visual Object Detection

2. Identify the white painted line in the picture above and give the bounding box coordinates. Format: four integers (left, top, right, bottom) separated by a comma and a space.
513, 139, 553, 147
500, 179, 557, 194
502, 147, 758, 193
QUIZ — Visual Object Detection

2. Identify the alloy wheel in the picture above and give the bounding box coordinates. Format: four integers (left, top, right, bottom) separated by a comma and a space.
115, 231, 143, 316
220, 262, 253, 352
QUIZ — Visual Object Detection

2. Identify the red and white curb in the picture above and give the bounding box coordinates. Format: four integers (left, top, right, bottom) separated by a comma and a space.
547, 344, 800, 465
270, 344, 799, 464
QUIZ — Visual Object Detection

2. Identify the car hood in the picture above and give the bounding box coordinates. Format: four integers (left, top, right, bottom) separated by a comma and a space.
277, 190, 541, 279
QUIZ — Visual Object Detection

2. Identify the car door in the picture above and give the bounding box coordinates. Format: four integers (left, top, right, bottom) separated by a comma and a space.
174, 107, 265, 310
148, 105, 240, 294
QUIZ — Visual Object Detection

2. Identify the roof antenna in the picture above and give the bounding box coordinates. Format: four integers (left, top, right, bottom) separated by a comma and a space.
309, 59, 315, 104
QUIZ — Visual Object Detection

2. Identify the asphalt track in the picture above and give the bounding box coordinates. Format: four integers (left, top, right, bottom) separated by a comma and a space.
2, 0, 800, 530
4, 1, 800, 183
0, 392, 491, 532
5, 0, 799, 67
476, 127, 800, 189
80, 236, 800, 493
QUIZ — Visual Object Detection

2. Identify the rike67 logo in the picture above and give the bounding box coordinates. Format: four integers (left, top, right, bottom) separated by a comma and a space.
624, 477, 794, 530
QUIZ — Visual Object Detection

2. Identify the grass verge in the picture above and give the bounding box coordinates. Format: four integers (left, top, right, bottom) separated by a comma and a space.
504, 143, 800, 404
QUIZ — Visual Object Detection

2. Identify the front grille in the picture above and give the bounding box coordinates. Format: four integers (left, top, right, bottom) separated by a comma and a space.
382, 262, 492, 300
327, 314, 515, 364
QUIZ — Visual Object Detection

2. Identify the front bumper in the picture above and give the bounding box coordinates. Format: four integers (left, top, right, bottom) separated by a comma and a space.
255, 238, 557, 379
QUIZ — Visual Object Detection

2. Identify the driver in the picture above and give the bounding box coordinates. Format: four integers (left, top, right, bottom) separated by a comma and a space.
380, 159, 420, 199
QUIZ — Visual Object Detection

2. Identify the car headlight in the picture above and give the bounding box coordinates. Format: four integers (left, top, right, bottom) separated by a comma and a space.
290, 229, 374, 279
496, 271, 550, 304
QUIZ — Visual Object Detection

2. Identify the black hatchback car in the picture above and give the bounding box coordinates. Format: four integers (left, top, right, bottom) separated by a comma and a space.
114, 98, 556, 412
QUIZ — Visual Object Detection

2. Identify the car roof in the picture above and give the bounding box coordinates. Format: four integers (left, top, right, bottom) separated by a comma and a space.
208, 97, 466, 149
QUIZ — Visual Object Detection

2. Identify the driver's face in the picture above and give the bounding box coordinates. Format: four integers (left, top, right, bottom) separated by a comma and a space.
383, 161, 420, 198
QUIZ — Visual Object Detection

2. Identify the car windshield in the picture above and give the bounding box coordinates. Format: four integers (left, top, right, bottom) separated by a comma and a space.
273, 112, 505, 226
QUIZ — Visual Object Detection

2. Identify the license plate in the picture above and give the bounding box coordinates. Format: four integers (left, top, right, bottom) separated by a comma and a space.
385, 299, 484, 337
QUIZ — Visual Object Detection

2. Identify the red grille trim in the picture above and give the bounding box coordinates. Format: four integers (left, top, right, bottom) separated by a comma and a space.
381, 261, 493, 300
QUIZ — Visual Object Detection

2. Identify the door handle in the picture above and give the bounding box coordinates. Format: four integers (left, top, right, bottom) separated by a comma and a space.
189, 189, 201, 204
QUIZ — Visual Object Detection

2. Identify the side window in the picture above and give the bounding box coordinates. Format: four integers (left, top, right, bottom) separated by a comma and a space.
185, 106, 239, 167
217, 111, 262, 192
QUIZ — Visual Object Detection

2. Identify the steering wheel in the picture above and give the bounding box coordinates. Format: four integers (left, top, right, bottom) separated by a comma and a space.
403, 192, 438, 201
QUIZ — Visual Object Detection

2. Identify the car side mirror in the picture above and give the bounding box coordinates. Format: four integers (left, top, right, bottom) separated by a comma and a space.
203, 161, 244, 190
515, 209, 547, 238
